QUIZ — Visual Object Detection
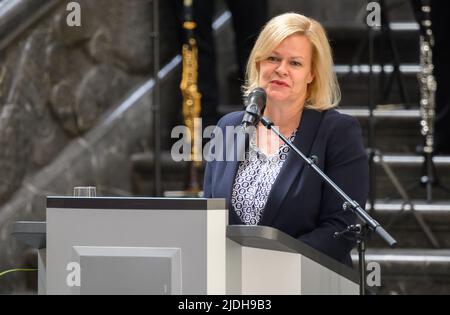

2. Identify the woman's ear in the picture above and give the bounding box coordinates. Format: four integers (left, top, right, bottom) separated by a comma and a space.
308, 71, 315, 84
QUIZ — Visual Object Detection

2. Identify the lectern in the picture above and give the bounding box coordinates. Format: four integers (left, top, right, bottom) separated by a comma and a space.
12, 197, 358, 295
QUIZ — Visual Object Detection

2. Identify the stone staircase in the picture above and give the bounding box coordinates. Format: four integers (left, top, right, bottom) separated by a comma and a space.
329, 3, 450, 294
132, 1, 450, 294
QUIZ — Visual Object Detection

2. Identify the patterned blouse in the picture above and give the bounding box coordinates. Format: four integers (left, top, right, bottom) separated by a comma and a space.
231, 130, 297, 225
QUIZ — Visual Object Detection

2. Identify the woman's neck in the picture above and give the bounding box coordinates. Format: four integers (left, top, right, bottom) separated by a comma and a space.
262, 102, 304, 136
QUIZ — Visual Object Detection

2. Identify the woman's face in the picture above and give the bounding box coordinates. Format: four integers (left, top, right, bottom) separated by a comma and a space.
258, 34, 314, 108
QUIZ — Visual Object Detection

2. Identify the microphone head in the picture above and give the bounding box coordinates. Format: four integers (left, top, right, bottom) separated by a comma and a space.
247, 87, 267, 106
241, 87, 267, 129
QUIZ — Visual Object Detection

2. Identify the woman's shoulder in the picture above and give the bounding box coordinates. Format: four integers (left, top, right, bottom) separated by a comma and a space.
320, 109, 367, 165
216, 111, 245, 128
322, 108, 361, 132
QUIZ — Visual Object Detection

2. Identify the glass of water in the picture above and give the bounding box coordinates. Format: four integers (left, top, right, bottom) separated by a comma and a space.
73, 186, 97, 197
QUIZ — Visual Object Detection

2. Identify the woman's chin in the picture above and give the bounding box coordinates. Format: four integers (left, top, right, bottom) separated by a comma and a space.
267, 93, 289, 104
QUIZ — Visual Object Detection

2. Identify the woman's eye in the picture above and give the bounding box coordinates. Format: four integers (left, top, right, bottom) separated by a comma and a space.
291, 61, 302, 67
267, 56, 278, 62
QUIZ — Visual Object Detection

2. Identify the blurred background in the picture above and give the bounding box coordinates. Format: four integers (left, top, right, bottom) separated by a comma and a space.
0, 0, 449, 294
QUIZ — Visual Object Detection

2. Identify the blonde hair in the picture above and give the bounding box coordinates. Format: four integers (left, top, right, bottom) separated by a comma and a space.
243, 13, 341, 111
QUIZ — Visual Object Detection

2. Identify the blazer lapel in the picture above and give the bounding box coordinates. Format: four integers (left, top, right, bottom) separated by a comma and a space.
216, 113, 248, 225
259, 109, 325, 226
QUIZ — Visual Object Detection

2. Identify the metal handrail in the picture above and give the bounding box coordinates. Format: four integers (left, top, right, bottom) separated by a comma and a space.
0, 0, 62, 50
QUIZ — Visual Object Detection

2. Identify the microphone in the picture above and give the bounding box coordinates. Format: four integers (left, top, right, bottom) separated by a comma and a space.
241, 88, 267, 129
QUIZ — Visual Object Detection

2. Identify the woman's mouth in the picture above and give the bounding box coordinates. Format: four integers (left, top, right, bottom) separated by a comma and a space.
270, 80, 289, 87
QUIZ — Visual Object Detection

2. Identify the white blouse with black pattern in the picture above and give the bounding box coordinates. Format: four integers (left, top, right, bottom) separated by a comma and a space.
231, 130, 297, 225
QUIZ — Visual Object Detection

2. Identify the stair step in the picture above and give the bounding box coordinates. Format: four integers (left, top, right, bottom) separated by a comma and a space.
367, 200, 450, 249
373, 155, 450, 166
270, 0, 416, 27
335, 64, 420, 74
218, 106, 421, 120
351, 249, 450, 294
352, 249, 450, 274
362, 125, 421, 154
336, 68, 419, 108
338, 108, 419, 119
325, 22, 419, 33
369, 200, 450, 213
373, 154, 450, 201
329, 23, 420, 64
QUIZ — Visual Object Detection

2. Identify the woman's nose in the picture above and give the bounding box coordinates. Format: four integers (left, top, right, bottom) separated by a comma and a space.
275, 60, 288, 76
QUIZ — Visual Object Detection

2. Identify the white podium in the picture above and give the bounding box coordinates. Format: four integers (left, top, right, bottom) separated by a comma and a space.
12, 197, 358, 295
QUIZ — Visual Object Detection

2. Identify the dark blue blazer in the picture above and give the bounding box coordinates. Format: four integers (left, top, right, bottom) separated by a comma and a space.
203, 108, 369, 267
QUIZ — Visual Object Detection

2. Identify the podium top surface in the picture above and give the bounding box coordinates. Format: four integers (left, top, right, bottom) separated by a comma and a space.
46, 197, 226, 210
227, 225, 359, 284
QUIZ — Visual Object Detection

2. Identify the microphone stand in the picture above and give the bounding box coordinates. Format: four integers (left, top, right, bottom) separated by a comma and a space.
259, 116, 397, 295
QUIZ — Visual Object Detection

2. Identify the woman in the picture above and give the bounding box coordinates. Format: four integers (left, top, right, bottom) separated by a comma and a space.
203, 13, 369, 267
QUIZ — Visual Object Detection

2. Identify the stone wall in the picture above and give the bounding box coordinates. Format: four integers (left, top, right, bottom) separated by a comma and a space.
0, 0, 180, 293
0, 0, 179, 206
